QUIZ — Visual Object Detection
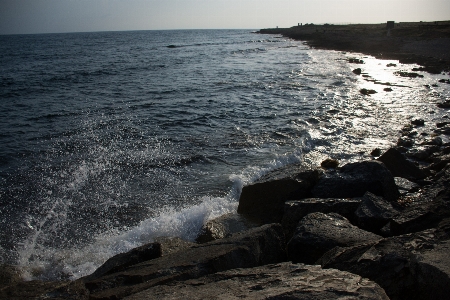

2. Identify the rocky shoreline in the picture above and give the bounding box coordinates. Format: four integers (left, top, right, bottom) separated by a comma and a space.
2, 24, 450, 299
258, 21, 450, 74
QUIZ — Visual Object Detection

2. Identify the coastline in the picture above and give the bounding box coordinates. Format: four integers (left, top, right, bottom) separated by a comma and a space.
258, 21, 450, 74
2, 25, 450, 299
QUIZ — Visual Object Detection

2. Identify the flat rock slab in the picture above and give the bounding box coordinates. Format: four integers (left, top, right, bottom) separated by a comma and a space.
319, 226, 450, 300
311, 161, 400, 202
287, 212, 382, 264
123, 262, 389, 300
86, 224, 286, 300
282, 198, 362, 240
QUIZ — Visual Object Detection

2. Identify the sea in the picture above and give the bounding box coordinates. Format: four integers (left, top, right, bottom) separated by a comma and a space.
1, 29, 449, 281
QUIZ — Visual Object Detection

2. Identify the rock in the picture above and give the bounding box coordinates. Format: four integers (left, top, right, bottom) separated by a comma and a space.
319, 226, 450, 300
355, 192, 401, 235
395, 177, 420, 195
282, 198, 362, 240
353, 68, 362, 75
405, 145, 440, 160
371, 148, 382, 157
320, 158, 339, 169
377, 148, 426, 180
420, 136, 443, 146
397, 137, 414, 147
237, 164, 322, 224
85, 224, 287, 299
360, 88, 377, 95
387, 63, 397, 67
311, 160, 400, 202
394, 71, 424, 78
0, 264, 22, 288
437, 100, 450, 108
411, 118, 425, 126
123, 262, 389, 300
87, 237, 195, 280
287, 212, 382, 264
196, 213, 258, 243
348, 58, 365, 64
384, 87, 393, 92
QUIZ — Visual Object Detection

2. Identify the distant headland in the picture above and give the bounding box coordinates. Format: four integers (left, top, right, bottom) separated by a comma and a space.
258, 21, 450, 74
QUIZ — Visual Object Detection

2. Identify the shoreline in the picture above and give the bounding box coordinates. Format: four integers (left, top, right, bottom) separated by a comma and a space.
258, 21, 450, 74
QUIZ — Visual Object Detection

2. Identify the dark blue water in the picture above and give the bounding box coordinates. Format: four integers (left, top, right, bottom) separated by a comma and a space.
1, 29, 449, 280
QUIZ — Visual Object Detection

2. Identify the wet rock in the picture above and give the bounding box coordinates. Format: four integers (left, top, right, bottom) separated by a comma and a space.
387, 63, 397, 67
437, 100, 450, 108
311, 160, 400, 202
237, 164, 322, 224
124, 262, 389, 300
348, 58, 365, 64
397, 136, 414, 147
405, 145, 440, 161
384, 87, 393, 92
320, 158, 339, 169
0, 264, 22, 288
281, 198, 362, 240
371, 148, 382, 157
287, 212, 382, 264
420, 136, 443, 146
353, 68, 362, 75
319, 227, 450, 300
377, 148, 426, 180
360, 88, 377, 95
196, 213, 257, 243
395, 177, 420, 195
355, 192, 401, 235
86, 224, 287, 299
411, 118, 425, 126
394, 71, 424, 78
88, 237, 195, 280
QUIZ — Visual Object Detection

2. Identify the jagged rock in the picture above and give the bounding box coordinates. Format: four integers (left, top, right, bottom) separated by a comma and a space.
124, 262, 389, 300
353, 68, 362, 75
287, 212, 381, 264
377, 148, 426, 180
395, 177, 420, 195
311, 160, 400, 202
320, 158, 339, 169
87, 237, 195, 280
319, 225, 450, 300
85, 224, 287, 299
282, 198, 362, 240
355, 192, 401, 235
237, 164, 322, 224
371, 148, 382, 157
196, 213, 257, 243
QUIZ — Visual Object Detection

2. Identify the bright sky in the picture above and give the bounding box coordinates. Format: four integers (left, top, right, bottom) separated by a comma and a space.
0, 0, 449, 35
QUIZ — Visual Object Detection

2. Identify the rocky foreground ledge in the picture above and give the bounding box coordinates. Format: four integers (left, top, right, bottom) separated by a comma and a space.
2, 116, 450, 299
258, 21, 450, 74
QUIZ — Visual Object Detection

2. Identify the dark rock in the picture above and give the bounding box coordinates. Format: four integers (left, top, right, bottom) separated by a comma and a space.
360, 88, 377, 95
397, 137, 414, 147
384, 87, 393, 92
0, 264, 22, 288
438, 78, 450, 84
348, 58, 365, 64
311, 160, 400, 202
320, 158, 339, 169
86, 224, 287, 299
437, 100, 450, 108
124, 262, 389, 300
371, 148, 382, 157
436, 121, 450, 128
405, 145, 440, 160
387, 63, 397, 67
87, 237, 195, 280
319, 226, 450, 300
395, 177, 420, 195
411, 118, 425, 126
196, 213, 257, 243
377, 148, 426, 180
353, 68, 362, 75
287, 212, 382, 264
420, 136, 443, 146
237, 164, 322, 224
355, 192, 401, 235
281, 198, 362, 240
394, 71, 424, 78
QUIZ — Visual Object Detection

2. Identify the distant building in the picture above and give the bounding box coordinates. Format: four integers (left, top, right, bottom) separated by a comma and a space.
386, 21, 395, 29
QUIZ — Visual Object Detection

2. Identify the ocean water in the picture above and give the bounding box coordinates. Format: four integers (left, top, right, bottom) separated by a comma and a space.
1, 29, 449, 281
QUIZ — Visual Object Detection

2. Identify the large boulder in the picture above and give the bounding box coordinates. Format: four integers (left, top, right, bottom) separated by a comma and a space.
124, 262, 389, 300
311, 161, 400, 202
377, 148, 426, 180
237, 164, 322, 224
87, 237, 195, 280
319, 223, 450, 300
282, 198, 362, 240
85, 224, 287, 299
287, 212, 382, 264
355, 192, 401, 235
196, 213, 258, 243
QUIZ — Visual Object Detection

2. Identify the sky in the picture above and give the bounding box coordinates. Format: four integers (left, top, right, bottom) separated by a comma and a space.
0, 0, 449, 35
